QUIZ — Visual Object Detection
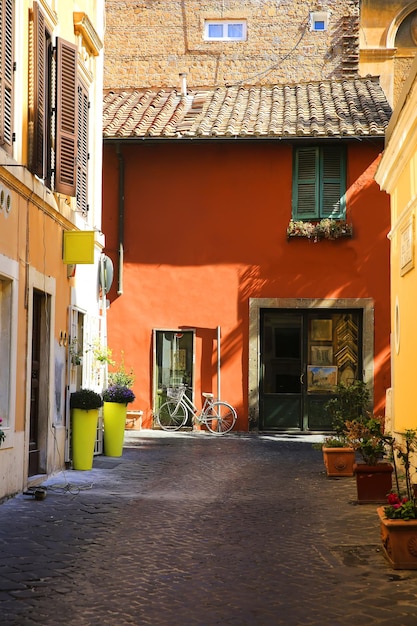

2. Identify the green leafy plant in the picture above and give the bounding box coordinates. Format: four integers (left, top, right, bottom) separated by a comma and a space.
344, 414, 387, 465
70, 388, 103, 410
324, 380, 370, 437
384, 430, 417, 520
108, 353, 135, 388
312, 435, 350, 450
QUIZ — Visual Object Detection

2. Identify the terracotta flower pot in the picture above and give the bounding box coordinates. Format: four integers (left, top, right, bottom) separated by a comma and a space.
322, 447, 355, 477
377, 506, 417, 569
353, 462, 393, 503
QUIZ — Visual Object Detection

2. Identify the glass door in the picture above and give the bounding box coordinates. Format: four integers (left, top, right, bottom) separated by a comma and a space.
260, 310, 362, 431
153, 330, 195, 423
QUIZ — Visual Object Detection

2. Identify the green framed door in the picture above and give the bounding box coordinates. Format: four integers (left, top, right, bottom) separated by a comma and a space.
260, 310, 362, 431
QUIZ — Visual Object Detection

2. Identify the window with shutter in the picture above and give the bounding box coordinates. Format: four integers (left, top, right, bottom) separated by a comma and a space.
76, 81, 89, 214
0, 0, 14, 155
55, 38, 77, 196
30, 3, 78, 195
292, 146, 346, 220
30, 1, 53, 184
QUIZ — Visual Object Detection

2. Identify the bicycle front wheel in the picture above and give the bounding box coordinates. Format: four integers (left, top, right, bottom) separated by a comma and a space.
205, 401, 237, 434
156, 400, 187, 431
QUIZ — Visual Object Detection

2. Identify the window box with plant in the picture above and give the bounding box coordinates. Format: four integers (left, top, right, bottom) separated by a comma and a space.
289, 146, 352, 242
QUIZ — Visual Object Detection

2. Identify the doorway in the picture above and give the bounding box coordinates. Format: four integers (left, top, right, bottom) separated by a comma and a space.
153, 330, 195, 424
259, 308, 363, 431
29, 290, 50, 476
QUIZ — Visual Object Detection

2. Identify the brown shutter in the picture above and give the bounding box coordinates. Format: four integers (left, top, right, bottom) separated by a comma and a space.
55, 38, 77, 196
0, 0, 14, 154
76, 82, 89, 213
31, 1, 46, 178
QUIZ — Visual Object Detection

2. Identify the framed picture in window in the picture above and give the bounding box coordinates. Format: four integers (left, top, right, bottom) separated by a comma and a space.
311, 319, 332, 341
311, 345, 333, 366
307, 366, 337, 392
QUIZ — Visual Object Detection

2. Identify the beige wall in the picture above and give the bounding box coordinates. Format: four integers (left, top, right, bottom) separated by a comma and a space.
104, 0, 360, 89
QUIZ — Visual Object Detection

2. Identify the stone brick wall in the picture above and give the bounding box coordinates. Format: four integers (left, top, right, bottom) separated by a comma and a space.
104, 0, 360, 90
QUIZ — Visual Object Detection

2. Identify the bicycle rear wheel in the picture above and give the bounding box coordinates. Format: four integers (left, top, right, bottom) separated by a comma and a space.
205, 401, 237, 434
156, 400, 187, 431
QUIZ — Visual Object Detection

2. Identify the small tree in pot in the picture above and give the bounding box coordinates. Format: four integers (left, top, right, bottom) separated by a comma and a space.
345, 414, 393, 503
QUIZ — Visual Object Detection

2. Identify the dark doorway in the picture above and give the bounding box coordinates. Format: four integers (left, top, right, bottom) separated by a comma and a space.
259, 309, 362, 431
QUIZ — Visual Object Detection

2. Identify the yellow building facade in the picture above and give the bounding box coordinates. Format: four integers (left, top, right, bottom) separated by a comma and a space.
0, 1, 105, 500
375, 54, 417, 436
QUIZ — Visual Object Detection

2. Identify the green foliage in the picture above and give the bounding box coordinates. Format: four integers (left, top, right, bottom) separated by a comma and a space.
108, 353, 135, 388
344, 414, 387, 465
324, 380, 370, 436
70, 388, 103, 410
384, 429, 417, 520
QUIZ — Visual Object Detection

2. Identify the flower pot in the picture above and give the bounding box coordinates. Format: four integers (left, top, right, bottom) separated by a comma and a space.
377, 507, 417, 569
322, 447, 355, 477
353, 462, 393, 503
71, 408, 99, 470
103, 402, 127, 457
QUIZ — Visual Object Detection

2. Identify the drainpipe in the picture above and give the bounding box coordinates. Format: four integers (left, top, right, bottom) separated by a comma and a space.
116, 143, 124, 295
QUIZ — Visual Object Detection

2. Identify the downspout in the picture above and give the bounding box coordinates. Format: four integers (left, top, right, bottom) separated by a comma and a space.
116, 143, 124, 295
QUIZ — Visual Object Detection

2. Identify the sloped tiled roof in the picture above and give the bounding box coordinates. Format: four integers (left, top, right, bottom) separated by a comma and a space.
103, 76, 391, 140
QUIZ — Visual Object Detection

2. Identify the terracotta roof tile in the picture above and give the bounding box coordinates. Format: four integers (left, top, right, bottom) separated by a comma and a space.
103, 77, 391, 140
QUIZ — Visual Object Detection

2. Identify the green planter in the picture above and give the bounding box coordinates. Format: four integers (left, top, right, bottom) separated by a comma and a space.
103, 402, 127, 457
71, 408, 99, 470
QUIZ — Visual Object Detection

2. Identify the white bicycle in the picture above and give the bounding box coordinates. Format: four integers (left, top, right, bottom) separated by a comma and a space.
156, 385, 237, 434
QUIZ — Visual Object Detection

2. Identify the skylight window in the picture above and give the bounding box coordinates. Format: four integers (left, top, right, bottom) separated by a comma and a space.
204, 20, 247, 41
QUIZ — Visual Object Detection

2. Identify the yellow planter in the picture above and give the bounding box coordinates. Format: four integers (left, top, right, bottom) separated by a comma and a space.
103, 402, 127, 457
71, 408, 99, 470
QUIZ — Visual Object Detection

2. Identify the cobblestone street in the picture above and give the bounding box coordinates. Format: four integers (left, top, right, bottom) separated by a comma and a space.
1, 431, 417, 625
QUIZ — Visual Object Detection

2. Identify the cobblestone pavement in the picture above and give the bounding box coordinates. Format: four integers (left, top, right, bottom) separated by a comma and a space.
1, 431, 417, 626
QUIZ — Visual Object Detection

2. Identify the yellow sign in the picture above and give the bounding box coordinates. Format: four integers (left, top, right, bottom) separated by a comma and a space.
63, 231, 95, 264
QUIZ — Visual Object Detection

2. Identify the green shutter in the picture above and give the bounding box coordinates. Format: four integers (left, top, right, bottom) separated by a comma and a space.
320, 147, 346, 219
292, 146, 346, 221
292, 147, 319, 220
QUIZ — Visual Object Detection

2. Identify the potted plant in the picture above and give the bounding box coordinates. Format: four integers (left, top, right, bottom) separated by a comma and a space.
318, 380, 370, 478
318, 435, 356, 477
378, 430, 417, 569
70, 389, 103, 470
345, 414, 393, 503
102, 384, 136, 457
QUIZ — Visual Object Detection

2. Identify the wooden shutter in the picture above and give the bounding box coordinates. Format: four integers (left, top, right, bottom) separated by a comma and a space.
55, 38, 77, 196
76, 81, 89, 213
292, 147, 319, 220
320, 147, 346, 219
31, 1, 47, 178
0, 0, 14, 154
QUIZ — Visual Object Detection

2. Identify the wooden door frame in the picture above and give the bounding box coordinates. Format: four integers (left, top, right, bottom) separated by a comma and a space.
25, 268, 56, 478
249, 298, 374, 430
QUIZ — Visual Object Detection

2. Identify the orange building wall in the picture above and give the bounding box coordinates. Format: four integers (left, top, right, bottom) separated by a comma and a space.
102, 140, 391, 429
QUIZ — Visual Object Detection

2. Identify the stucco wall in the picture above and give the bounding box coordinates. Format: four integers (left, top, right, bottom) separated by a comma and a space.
102, 139, 391, 429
